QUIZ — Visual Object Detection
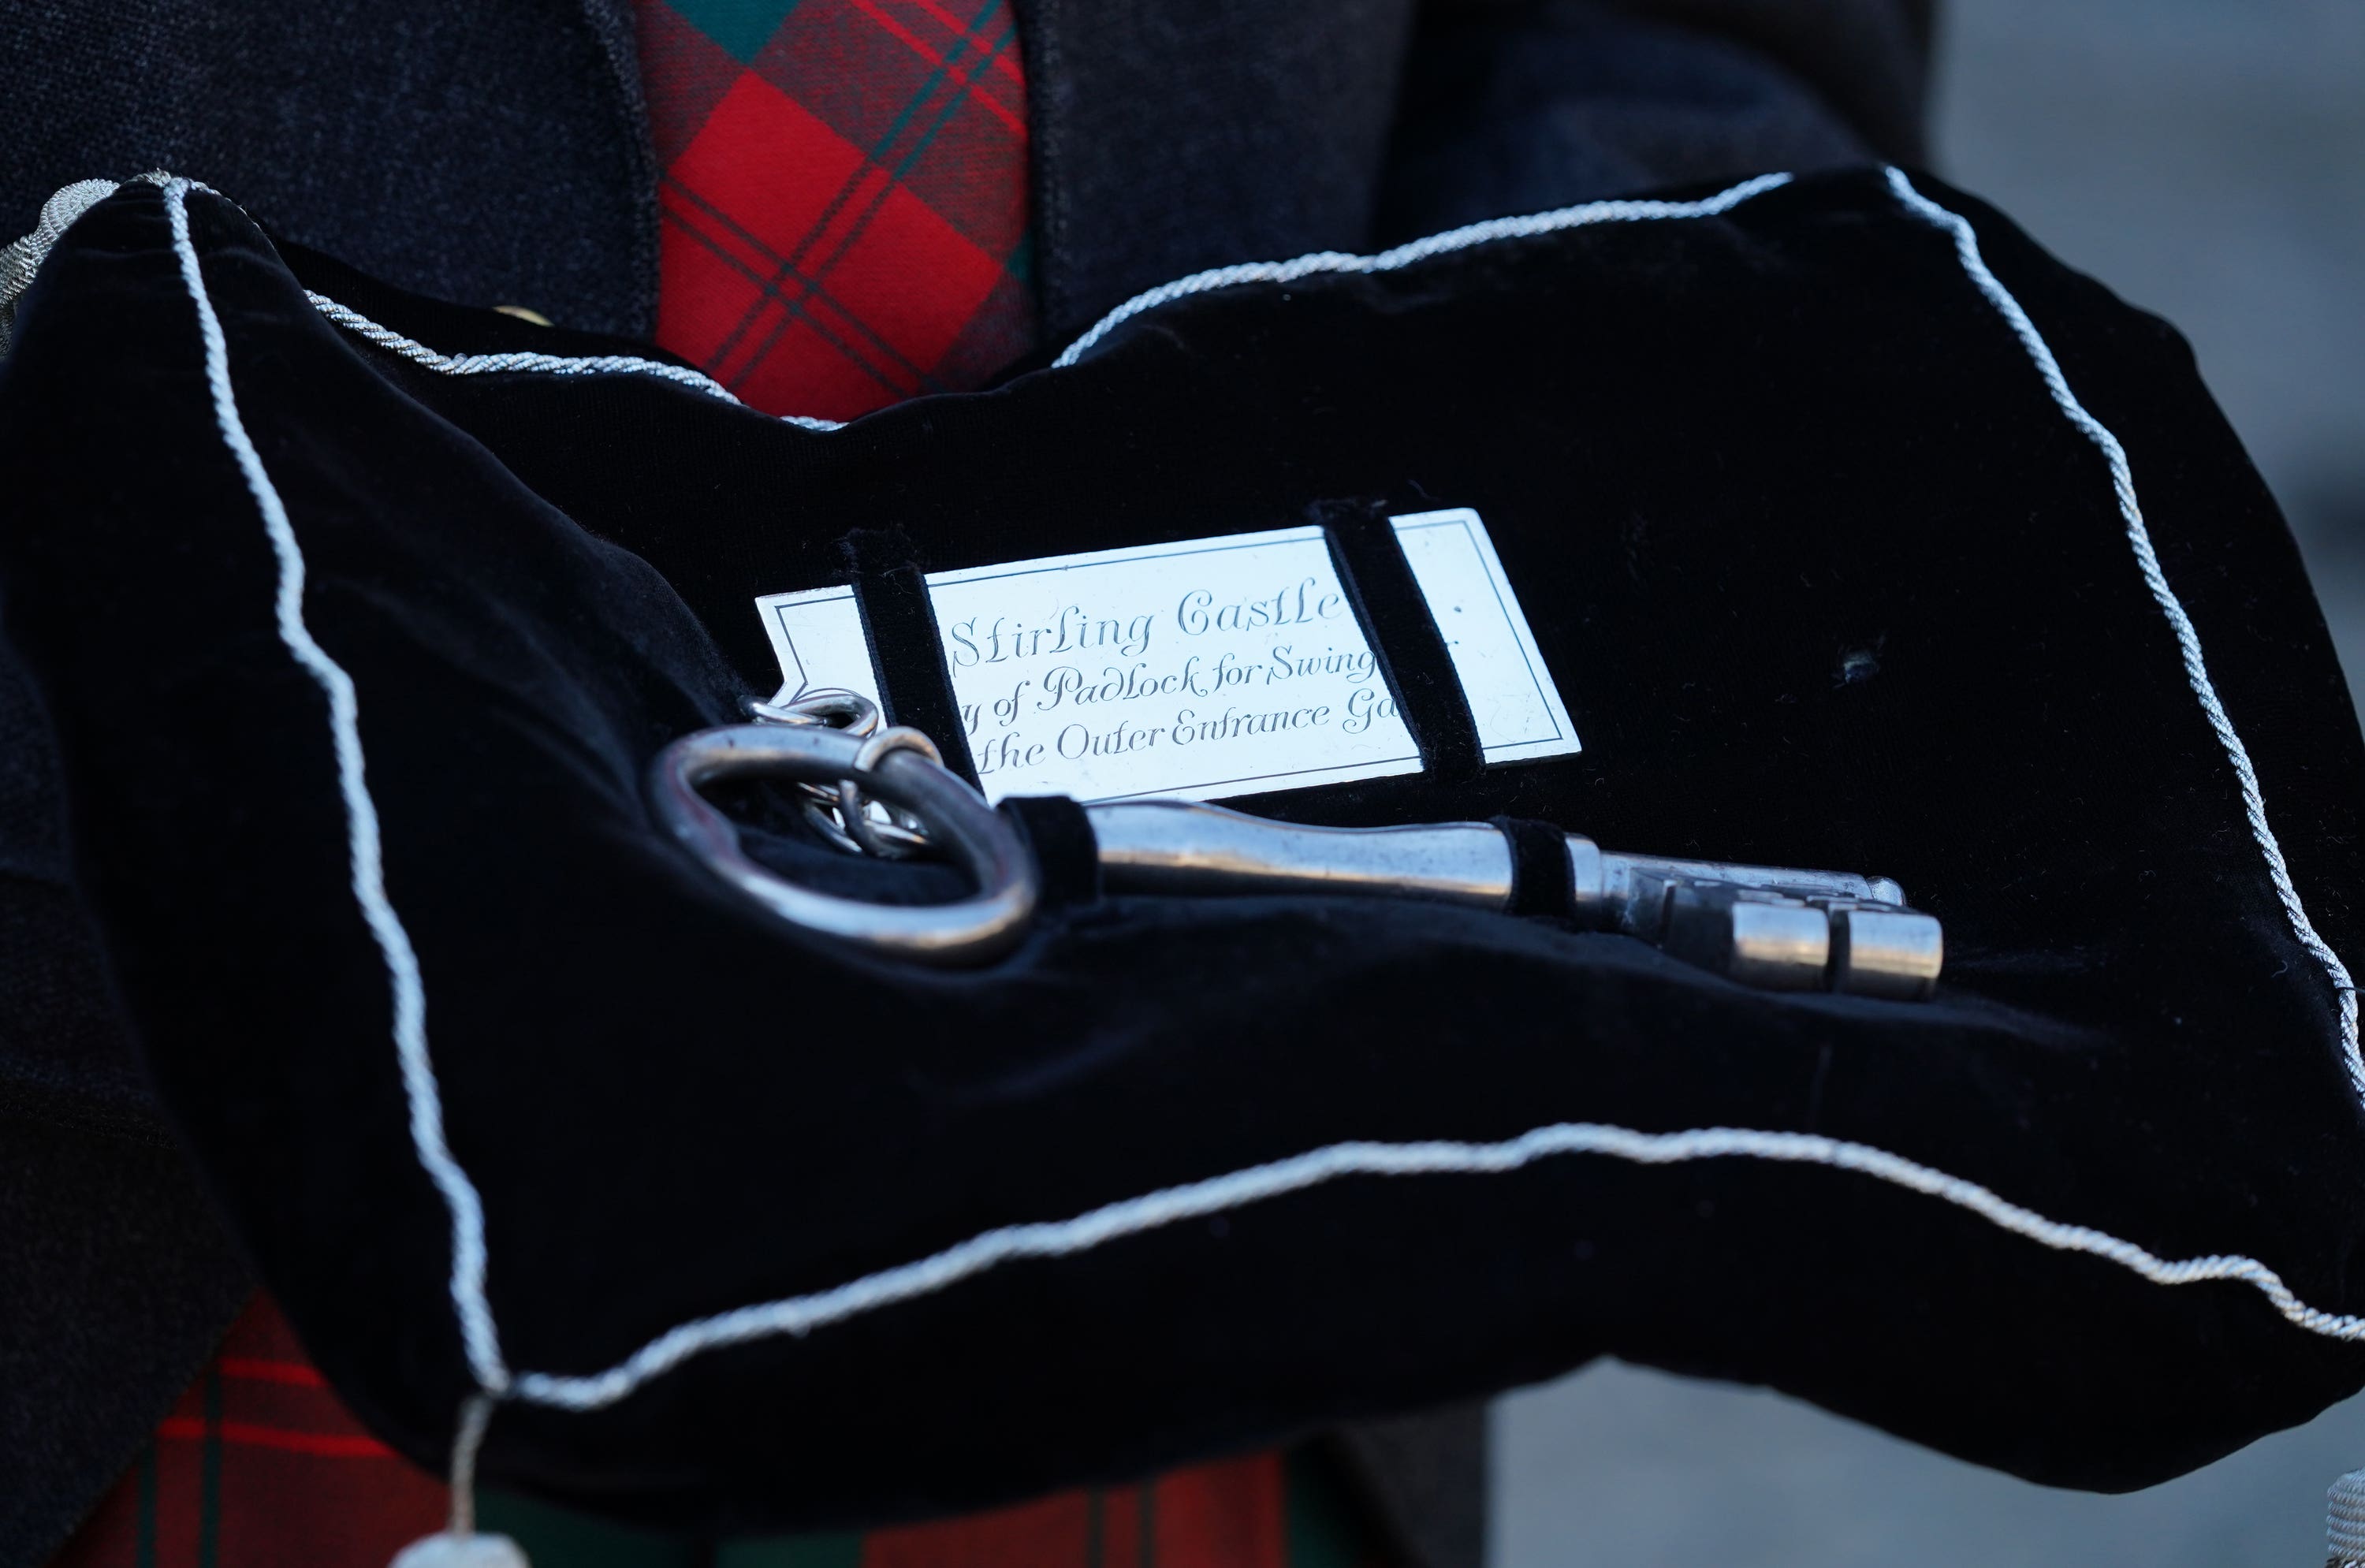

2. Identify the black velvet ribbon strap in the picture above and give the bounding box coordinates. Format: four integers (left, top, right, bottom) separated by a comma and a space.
1493, 816, 1577, 921
837, 527, 978, 785
999, 795, 1102, 912
1317, 499, 1483, 785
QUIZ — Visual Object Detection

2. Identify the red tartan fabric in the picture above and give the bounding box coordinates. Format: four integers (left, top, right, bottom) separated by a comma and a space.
634, 0, 1037, 419
50, 1294, 444, 1568
52, 1295, 1354, 1568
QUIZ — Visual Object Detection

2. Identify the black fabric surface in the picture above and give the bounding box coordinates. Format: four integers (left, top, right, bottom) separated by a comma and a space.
1377, 1, 1905, 244
1593, 0, 1935, 160
0, 623, 156, 1144
1324, 1404, 1490, 1568
1495, 820, 1580, 922
0, 0, 656, 339
7, 171, 2364, 1542
1013, 0, 1418, 340
1322, 500, 1484, 787
0, 572, 254, 1568
841, 531, 980, 780
1001, 798, 1104, 914
0, 1115, 251, 1565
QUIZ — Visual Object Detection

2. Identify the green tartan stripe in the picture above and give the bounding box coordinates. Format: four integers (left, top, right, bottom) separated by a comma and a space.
714, 1529, 866, 1567
665, 0, 806, 62
1283, 1449, 1369, 1568
135, 1445, 158, 1568
482, 1488, 869, 1568
196, 1365, 222, 1568
479, 1489, 701, 1567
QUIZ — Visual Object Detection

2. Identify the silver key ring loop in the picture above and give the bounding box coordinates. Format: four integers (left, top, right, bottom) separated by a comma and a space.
647, 722, 1037, 965
746, 687, 881, 733
742, 688, 933, 855
838, 727, 942, 859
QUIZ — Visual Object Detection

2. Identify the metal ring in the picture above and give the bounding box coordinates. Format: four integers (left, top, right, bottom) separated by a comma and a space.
745, 687, 880, 734
836, 805, 933, 858
799, 791, 932, 858
647, 722, 1037, 965
747, 689, 916, 855
799, 797, 868, 856
852, 725, 944, 773
839, 728, 942, 859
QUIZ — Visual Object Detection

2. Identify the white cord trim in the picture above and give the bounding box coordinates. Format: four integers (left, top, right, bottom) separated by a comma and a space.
1883, 167, 2364, 1103
298, 173, 1790, 423
509, 1119, 2365, 1412
300, 173, 1788, 426
1050, 171, 1794, 368
301, 291, 847, 434
163, 179, 511, 1395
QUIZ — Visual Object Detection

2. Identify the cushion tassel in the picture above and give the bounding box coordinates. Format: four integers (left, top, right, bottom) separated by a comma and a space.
2327, 1466, 2365, 1568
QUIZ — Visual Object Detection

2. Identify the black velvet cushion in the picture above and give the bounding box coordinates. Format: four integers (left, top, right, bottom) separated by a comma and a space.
4, 170, 2363, 1536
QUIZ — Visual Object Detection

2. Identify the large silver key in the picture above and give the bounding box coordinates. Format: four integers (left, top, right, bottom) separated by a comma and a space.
652, 716, 1942, 993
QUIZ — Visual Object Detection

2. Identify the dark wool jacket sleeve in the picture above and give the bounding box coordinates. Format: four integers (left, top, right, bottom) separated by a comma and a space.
0, 3, 1934, 1563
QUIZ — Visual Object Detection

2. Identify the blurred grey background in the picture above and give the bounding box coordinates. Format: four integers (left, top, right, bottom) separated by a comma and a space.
1489, 2, 2365, 1563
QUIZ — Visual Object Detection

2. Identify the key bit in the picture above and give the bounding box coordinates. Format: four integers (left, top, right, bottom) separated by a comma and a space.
1588, 852, 1941, 1000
